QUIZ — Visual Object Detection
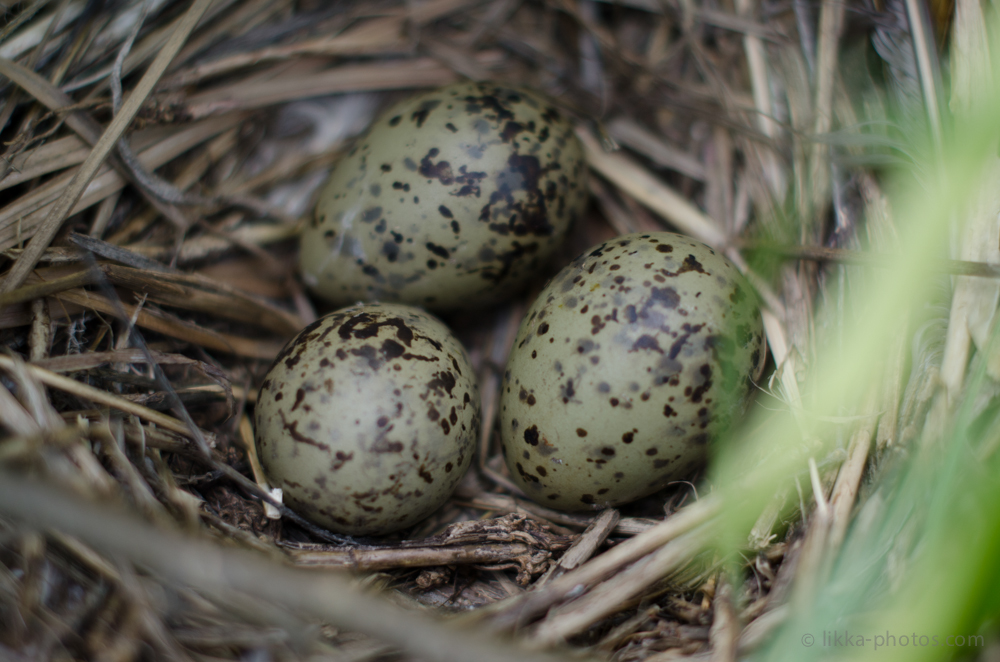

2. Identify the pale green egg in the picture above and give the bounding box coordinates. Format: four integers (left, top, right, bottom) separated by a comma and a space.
255, 303, 480, 536
499, 233, 765, 511
300, 82, 587, 311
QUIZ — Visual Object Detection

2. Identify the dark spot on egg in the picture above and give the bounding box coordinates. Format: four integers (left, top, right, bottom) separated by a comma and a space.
382, 241, 400, 262
631, 335, 663, 353
680, 255, 707, 274
560, 379, 575, 402
591, 315, 605, 335
501, 121, 525, 142
426, 242, 450, 259
410, 99, 440, 127
418, 148, 454, 185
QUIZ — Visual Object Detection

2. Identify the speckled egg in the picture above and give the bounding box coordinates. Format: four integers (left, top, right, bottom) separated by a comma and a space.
254, 303, 480, 536
300, 81, 588, 311
499, 232, 765, 511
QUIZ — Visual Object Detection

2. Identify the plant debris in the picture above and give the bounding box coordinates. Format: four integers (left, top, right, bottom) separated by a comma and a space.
2, 0, 995, 660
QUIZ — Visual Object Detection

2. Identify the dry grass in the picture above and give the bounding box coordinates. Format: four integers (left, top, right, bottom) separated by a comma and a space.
1, 0, 996, 660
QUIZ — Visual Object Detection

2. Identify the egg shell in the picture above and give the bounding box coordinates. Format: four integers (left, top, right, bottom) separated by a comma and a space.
254, 303, 480, 536
499, 232, 765, 511
300, 81, 588, 311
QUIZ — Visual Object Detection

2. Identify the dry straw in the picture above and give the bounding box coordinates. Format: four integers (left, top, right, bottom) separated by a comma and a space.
1, 0, 999, 660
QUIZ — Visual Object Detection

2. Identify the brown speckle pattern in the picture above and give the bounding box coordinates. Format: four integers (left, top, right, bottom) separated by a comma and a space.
300, 82, 588, 311
254, 303, 480, 535
499, 232, 766, 511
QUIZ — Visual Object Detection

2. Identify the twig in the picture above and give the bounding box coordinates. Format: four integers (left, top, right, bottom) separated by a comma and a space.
826, 386, 879, 555
903, 0, 944, 154
0, 268, 99, 308
743, 241, 1000, 277
576, 125, 727, 248
605, 117, 707, 181
526, 526, 711, 647
290, 543, 541, 571
108, 0, 213, 210
181, 57, 467, 119
786, 459, 832, 610
809, 0, 846, 214
709, 575, 738, 662
464, 491, 657, 536
733, 0, 785, 198
239, 414, 280, 520
0, 0, 77, 61
483, 496, 719, 633
477, 303, 524, 471
535, 509, 620, 586
51, 287, 285, 358
0, 380, 40, 436
28, 297, 50, 361
160, 16, 408, 88
2, 350, 63, 428
0, 354, 203, 438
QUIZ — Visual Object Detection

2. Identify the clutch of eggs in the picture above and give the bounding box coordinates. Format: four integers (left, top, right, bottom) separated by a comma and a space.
254, 303, 480, 536
300, 81, 588, 311
500, 232, 766, 511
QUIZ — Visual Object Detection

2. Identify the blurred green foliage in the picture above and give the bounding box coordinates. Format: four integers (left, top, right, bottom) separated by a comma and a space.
712, 14, 1000, 662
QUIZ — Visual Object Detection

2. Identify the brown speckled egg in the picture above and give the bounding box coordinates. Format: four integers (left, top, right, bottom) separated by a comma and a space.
254, 303, 480, 536
499, 232, 765, 511
300, 81, 588, 311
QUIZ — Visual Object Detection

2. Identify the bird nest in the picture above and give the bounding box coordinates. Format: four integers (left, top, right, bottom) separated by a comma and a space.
2, 0, 999, 661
